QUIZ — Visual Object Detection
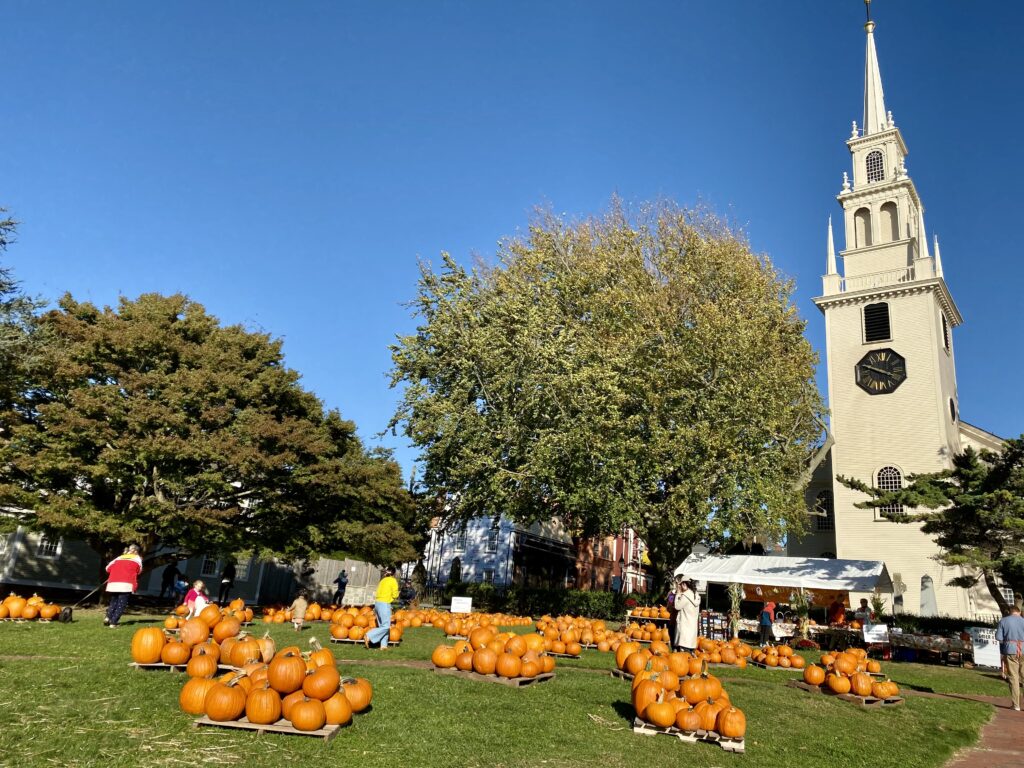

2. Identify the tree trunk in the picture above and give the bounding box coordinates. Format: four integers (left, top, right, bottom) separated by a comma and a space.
983, 568, 1012, 616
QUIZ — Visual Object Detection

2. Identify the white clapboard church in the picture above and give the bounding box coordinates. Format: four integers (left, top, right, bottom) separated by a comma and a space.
787, 9, 1005, 620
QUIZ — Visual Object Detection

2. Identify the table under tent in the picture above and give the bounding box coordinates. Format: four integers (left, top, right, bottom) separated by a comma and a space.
673, 553, 894, 646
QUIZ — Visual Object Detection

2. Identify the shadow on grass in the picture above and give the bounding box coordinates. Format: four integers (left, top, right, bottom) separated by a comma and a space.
611, 700, 635, 725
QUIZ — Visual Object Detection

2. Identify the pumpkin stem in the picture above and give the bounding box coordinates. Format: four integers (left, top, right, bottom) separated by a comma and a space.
309, 637, 323, 652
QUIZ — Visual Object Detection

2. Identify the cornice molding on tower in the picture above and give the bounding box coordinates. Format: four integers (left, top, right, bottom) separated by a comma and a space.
812, 278, 963, 326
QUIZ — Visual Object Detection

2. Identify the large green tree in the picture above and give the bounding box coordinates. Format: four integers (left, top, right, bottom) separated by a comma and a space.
0, 292, 419, 571
389, 202, 826, 580
0, 208, 43, 429
839, 440, 1024, 615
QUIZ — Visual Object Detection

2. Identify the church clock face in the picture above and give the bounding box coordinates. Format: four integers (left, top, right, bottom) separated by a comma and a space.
855, 348, 906, 395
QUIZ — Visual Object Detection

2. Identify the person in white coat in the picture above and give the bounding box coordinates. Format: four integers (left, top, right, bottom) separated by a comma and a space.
673, 577, 700, 652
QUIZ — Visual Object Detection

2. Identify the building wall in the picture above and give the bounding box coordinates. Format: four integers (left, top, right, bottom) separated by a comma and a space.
0, 527, 101, 591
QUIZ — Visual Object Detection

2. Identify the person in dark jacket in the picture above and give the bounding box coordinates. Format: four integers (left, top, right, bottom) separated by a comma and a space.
217, 560, 236, 604
759, 601, 776, 647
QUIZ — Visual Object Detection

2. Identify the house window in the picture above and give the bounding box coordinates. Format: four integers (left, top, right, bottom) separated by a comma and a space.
201, 556, 219, 577
815, 490, 835, 531
454, 526, 468, 552
875, 466, 904, 520
949, 399, 957, 423
486, 521, 500, 553
482, 569, 494, 584
234, 556, 251, 582
942, 314, 950, 352
1000, 585, 1015, 605
864, 303, 891, 342
36, 535, 61, 559
866, 150, 884, 182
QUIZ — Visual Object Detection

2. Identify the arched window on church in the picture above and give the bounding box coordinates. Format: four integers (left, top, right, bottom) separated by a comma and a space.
875, 466, 904, 521
880, 201, 899, 242
866, 150, 885, 182
854, 207, 872, 248
815, 490, 834, 531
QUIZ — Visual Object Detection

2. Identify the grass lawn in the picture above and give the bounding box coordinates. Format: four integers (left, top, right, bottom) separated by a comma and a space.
0, 609, 1000, 768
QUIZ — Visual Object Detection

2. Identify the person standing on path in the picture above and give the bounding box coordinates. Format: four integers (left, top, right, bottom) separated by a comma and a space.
364, 566, 399, 650
159, 562, 180, 601
673, 577, 700, 652
217, 560, 236, 604
759, 601, 776, 647
995, 604, 1024, 711
332, 570, 349, 605
104, 544, 143, 628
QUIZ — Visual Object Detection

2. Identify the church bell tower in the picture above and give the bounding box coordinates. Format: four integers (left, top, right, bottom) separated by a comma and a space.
796, 4, 977, 617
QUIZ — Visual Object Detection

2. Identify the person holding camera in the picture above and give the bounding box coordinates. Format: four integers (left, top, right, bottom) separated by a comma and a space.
673, 576, 700, 652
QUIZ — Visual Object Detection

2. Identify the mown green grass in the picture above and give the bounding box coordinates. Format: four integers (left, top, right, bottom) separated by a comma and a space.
0, 610, 998, 768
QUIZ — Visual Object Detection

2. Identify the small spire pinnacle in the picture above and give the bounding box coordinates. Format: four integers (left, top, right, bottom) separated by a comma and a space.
826, 216, 838, 275
863, 4, 888, 135
917, 208, 930, 260
933, 235, 944, 277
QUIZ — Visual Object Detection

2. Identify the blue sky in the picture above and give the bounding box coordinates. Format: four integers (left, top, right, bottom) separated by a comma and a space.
3, 1, 1022, 477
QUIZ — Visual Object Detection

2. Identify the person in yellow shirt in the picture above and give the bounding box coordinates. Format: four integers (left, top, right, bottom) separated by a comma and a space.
364, 566, 399, 650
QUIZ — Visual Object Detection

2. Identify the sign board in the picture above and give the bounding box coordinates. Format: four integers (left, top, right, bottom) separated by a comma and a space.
966, 626, 1001, 668
450, 596, 473, 614
862, 624, 890, 644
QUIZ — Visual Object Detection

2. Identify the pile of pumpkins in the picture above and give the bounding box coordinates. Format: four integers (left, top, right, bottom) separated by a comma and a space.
441, 612, 534, 637
622, 620, 672, 644
165, 598, 254, 630
328, 606, 404, 644
629, 648, 747, 740
693, 637, 754, 667
0, 592, 62, 621
132, 604, 275, 670
179, 638, 372, 731
615, 638, 753, 679
629, 604, 671, 620
801, 649, 900, 699
431, 626, 557, 680
751, 644, 807, 669
534, 616, 623, 654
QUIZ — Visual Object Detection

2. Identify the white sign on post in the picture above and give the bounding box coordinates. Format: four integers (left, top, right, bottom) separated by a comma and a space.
966, 626, 1001, 668
450, 596, 473, 614
862, 624, 890, 644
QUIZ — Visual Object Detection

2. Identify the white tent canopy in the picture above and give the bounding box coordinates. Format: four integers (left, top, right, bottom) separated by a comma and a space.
674, 553, 893, 594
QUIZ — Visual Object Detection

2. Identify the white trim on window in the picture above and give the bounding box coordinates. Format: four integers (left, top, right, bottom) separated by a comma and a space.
200, 556, 219, 577
36, 534, 62, 560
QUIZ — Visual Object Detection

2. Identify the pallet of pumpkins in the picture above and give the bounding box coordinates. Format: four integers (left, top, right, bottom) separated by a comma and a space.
441, 612, 534, 639
749, 644, 807, 669
0, 592, 63, 621
163, 599, 254, 631
631, 658, 746, 753
622, 620, 672, 644
182, 639, 372, 735
614, 639, 751, 679
534, 616, 620, 653
328, 606, 406, 644
797, 649, 902, 706
629, 604, 672, 620
131, 606, 276, 671
430, 627, 556, 685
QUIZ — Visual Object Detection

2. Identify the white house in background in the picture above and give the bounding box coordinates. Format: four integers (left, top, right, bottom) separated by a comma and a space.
787, 11, 1005, 620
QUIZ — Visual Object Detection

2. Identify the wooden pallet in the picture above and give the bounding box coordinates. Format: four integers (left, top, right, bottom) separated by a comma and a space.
430, 667, 555, 687
631, 717, 745, 753
546, 651, 581, 659
444, 635, 468, 641
193, 715, 341, 741
749, 660, 803, 672
786, 679, 904, 707
609, 668, 634, 681
328, 637, 402, 647
836, 693, 905, 708
129, 662, 236, 673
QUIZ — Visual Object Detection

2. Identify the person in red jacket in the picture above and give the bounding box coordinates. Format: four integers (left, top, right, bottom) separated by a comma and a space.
104, 544, 143, 628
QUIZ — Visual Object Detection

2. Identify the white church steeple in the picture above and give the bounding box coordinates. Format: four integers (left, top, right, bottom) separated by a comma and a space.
863, 7, 888, 136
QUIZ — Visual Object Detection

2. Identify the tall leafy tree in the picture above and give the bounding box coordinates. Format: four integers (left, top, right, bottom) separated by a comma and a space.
0, 208, 43, 427
389, 202, 826, 580
838, 440, 1024, 615
0, 292, 419, 571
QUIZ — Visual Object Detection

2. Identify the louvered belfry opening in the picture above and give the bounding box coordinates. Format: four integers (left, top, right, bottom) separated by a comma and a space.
863, 302, 891, 342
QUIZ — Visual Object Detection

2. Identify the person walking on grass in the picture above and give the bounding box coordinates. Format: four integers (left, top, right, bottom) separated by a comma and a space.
104, 544, 143, 628
996, 604, 1024, 711
364, 566, 399, 650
